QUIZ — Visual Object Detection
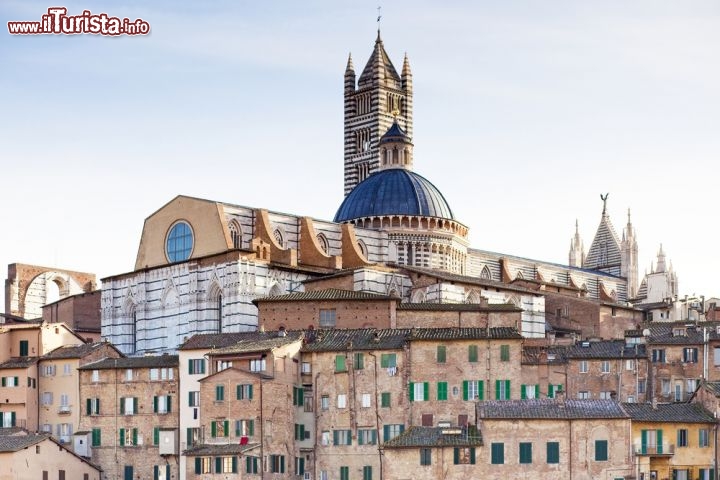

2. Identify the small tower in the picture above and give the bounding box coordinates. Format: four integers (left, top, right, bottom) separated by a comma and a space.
620, 209, 639, 298
568, 219, 585, 268
377, 119, 413, 171
343, 31, 413, 195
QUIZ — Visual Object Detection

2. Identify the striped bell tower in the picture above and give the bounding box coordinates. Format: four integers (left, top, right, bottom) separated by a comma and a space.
343, 31, 413, 196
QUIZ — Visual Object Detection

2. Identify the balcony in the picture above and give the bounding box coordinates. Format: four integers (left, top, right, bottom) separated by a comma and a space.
634, 443, 675, 456
58, 405, 71, 415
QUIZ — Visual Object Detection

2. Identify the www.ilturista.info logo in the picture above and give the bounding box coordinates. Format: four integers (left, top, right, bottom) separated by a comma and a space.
8, 7, 150, 35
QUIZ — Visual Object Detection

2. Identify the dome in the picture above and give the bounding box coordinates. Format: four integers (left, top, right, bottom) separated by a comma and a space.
334, 169, 454, 222
379, 121, 412, 146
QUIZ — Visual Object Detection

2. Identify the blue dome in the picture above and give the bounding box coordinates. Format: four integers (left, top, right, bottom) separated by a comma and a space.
334, 169, 455, 222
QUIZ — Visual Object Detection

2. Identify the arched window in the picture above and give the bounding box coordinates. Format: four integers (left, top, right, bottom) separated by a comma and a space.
214, 294, 223, 333
228, 221, 242, 249
166, 221, 194, 262
480, 266, 492, 280
273, 229, 284, 248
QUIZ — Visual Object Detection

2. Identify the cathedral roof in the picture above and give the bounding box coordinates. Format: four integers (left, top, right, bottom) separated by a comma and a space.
358, 31, 401, 87
333, 169, 454, 222
379, 120, 412, 145
584, 211, 622, 271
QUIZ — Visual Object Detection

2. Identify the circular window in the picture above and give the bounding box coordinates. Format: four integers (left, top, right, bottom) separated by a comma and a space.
166, 221, 194, 262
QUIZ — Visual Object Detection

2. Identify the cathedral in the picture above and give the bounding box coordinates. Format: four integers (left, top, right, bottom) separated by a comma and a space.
100, 32, 676, 355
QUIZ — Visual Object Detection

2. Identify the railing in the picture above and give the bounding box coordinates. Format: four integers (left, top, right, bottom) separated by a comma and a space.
634, 443, 675, 455
58, 405, 71, 414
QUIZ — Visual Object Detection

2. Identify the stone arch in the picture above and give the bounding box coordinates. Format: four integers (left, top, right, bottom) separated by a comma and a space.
411, 289, 426, 303
206, 281, 223, 334
228, 219, 243, 249
505, 294, 521, 308
123, 297, 138, 355
268, 282, 284, 297
480, 266, 492, 280
515, 271, 524, 280
8, 264, 96, 319
272, 227, 285, 248
466, 290, 481, 304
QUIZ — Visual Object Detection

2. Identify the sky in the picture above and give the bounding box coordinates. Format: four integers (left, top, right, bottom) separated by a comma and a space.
1, 0, 718, 310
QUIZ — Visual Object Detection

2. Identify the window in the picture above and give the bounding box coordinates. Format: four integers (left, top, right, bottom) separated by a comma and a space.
361, 393, 371, 408
91, 370, 99, 382
577, 391, 590, 399
119, 428, 138, 447
595, 440, 608, 461
188, 359, 205, 375
304, 394, 314, 412
301, 362, 311, 374
186, 428, 201, 447
521, 384, 539, 399
319, 309, 336, 328
453, 447, 476, 464
437, 346, 446, 363
381, 392, 391, 408
1, 412, 16, 428
363, 465, 372, 480
215, 385, 225, 402
149, 368, 174, 381
579, 360, 588, 373
42, 365, 55, 377
188, 391, 199, 407
700, 428, 710, 447
358, 429, 377, 445
63, 364, 71, 376
195, 457, 211, 474
500, 344, 510, 361
153, 395, 172, 414
519, 442, 532, 464
321, 395, 329, 410
383, 424, 404, 442
714, 347, 720, 366
216, 457, 237, 474
120, 397, 137, 415
601, 361, 610, 373
353, 353, 364, 370
236, 419, 255, 437
86, 398, 100, 415
652, 349, 666, 363
335, 355, 347, 372
495, 380, 511, 400
249, 359, 265, 372
166, 221, 193, 262
42, 392, 53, 405
91, 428, 101, 447
683, 348, 699, 363
337, 394, 347, 408
675, 383, 683, 402
380, 353, 397, 368
409, 382, 428, 402
340, 466, 349, 480
321, 431, 331, 446
491, 443, 504, 464
468, 345, 478, 362
599, 391, 613, 400
295, 424, 306, 441
333, 429, 352, 446
211, 420, 229, 438
546, 442, 559, 464
125, 369, 133, 381
295, 457, 305, 476
437, 382, 448, 401
420, 448, 432, 465
661, 379, 671, 396
463, 380, 484, 400
269, 455, 285, 473
19, 340, 29, 357
677, 429, 688, 447
638, 378, 646, 394
242, 456, 260, 475
625, 359, 635, 371
547, 384, 563, 398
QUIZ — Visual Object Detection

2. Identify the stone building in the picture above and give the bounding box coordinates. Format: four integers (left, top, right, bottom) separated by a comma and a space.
38, 342, 122, 448
77, 355, 180, 480
42, 290, 102, 342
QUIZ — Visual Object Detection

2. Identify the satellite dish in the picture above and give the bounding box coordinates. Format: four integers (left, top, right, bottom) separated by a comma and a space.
642, 329, 650, 337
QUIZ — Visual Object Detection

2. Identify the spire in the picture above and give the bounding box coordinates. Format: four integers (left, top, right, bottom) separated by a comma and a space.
345, 53, 356, 92
358, 30, 401, 88
568, 219, 585, 268
345, 53, 355, 74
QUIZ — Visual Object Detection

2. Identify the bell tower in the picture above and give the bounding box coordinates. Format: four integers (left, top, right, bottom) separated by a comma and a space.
343, 31, 413, 195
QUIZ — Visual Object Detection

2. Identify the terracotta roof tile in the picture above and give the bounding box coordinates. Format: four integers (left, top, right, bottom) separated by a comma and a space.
478, 399, 628, 419
383, 426, 483, 448
253, 288, 398, 304
79, 355, 178, 370
622, 403, 715, 423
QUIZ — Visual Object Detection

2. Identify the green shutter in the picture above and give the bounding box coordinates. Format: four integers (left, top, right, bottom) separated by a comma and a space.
336, 355, 346, 372
381, 392, 390, 407
134, 397, 139, 414
535, 385, 540, 398
547, 442, 559, 463
501, 344, 510, 361
453, 447, 460, 464
641, 430, 647, 455
248, 384, 253, 399
211, 422, 217, 438
97, 398, 100, 413
246, 457, 251, 474
423, 382, 429, 401
548, 384, 554, 398
224, 420, 229, 436
334, 430, 339, 445
119, 428, 125, 445
280, 455, 285, 473
120, 397, 125, 413
491, 443, 504, 464
215, 457, 222, 474
468, 345, 478, 362
132, 428, 138, 445
188, 359, 194, 374
1, 378, 4, 387
166, 465, 170, 480
154, 466, 159, 480
86, 398, 92, 415
383, 425, 390, 442
167, 395, 171, 413
505, 380, 511, 399
249, 420, 254, 436
232, 457, 237, 473
153, 396, 158, 413
437, 382, 447, 401
521, 385, 526, 399
595, 440, 608, 461
154, 427, 159, 445
495, 380, 501, 400
463, 380, 469, 401
187, 428, 193, 446
478, 380, 484, 400
409, 382, 415, 402
470, 447, 476, 464
238, 384, 243, 400
298, 388, 304, 406
437, 345, 446, 363
195, 458, 201, 474
657, 430, 663, 454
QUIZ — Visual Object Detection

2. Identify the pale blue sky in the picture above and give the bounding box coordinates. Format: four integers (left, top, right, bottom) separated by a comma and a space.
1, 0, 718, 309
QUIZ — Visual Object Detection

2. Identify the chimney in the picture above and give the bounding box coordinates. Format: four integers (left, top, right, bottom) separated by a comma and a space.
556, 388, 566, 408
652, 397, 658, 410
